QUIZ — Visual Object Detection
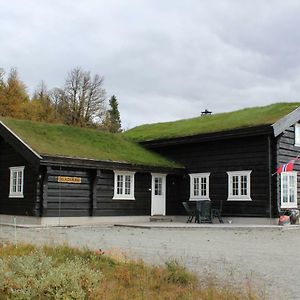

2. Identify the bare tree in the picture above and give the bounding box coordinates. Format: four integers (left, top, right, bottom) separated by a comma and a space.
62, 68, 106, 126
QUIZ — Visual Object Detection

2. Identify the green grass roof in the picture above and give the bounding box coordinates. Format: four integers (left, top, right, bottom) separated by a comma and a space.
1, 118, 180, 168
124, 102, 300, 142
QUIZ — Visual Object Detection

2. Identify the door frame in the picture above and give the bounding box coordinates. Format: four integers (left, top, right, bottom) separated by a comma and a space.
151, 173, 167, 216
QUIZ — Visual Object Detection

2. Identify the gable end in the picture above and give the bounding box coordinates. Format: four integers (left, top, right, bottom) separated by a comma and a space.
0, 121, 42, 166
272, 106, 300, 137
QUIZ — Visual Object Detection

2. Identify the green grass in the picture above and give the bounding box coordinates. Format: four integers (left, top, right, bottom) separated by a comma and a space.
0, 243, 259, 300
124, 102, 300, 142
1, 118, 180, 168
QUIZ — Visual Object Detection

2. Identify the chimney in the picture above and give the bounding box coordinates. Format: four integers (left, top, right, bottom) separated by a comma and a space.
201, 109, 212, 116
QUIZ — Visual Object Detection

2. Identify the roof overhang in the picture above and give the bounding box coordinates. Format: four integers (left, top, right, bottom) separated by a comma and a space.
272, 106, 300, 137
141, 125, 273, 148
40, 155, 184, 175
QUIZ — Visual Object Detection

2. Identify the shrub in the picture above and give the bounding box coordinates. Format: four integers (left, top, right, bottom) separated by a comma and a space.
165, 260, 197, 286
0, 252, 101, 299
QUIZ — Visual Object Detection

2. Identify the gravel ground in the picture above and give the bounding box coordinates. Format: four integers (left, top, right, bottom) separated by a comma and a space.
0, 224, 299, 299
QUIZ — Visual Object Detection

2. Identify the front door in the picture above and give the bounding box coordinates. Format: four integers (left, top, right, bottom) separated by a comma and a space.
151, 173, 166, 216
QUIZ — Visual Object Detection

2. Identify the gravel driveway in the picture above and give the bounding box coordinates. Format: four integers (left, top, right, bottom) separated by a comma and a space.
0, 224, 299, 299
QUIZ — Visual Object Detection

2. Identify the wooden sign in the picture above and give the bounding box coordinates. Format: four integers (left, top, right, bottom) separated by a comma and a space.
57, 176, 82, 184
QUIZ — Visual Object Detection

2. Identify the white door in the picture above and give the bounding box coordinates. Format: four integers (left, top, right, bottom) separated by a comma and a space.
151, 174, 166, 216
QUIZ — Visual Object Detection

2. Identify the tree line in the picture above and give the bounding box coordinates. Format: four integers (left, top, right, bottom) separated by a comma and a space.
0, 67, 122, 133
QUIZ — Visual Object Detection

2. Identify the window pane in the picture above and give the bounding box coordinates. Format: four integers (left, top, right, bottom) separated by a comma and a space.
241, 175, 248, 196
155, 177, 162, 196
201, 177, 207, 196
232, 176, 239, 196
282, 175, 288, 203
289, 174, 296, 204
17, 171, 23, 193
193, 177, 199, 196
125, 175, 131, 195
12, 172, 17, 193
117, 175, 123, 194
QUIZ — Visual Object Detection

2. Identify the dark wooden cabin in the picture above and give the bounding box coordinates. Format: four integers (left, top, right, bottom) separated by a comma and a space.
1, 102, 300, 225
0, 118, 182, 225
125, 102, 300, 220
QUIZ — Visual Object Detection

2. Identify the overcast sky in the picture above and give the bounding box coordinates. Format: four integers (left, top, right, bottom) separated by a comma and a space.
1, 0, 300, 129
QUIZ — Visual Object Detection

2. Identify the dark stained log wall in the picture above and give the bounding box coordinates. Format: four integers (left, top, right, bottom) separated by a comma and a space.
166, 174, 185, 215
0, 137, 38, 216
43, 167, 92, 217
276, 124, 300, 209
148, 135, 275, 217
94, 170, 151, 216
41, 168, 155, 217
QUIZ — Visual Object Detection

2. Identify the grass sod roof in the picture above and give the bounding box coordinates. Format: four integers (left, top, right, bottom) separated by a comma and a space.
124, 102, 300, 142
0, 118, 181, 168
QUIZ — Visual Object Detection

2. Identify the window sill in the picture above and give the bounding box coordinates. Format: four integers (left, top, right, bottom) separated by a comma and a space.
9, 194, 24, 198
227, 197, 252, 201
112, 196, 135, 201
189, 198, 210, 201
281, 205, 297, 209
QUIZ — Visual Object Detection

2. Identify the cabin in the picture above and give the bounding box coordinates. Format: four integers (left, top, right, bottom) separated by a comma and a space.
124, 102, 300, 224
1, 102, 300, 225
0, 118, 182, 225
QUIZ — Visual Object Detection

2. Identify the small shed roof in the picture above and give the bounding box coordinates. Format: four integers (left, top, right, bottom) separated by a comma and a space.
0, 118, 181, 169
124, 102, 300, 142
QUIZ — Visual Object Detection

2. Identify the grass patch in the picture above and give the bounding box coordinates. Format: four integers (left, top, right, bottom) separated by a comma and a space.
1, 118, 180, 168
124, 102, 300, 142
0, 243, 259, 300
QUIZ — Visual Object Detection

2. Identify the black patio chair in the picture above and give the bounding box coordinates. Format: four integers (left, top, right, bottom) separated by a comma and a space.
196, 200, 212, 223
212, 208, 224, 223
182, 202, 197, 223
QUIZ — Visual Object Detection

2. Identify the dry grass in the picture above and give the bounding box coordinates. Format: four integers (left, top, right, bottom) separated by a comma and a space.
0, 243, 259, 300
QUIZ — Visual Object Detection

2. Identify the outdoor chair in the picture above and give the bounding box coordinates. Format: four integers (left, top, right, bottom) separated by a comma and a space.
196, 200, 212, 223
212, 208, 224, 223
182, 202, 197, 223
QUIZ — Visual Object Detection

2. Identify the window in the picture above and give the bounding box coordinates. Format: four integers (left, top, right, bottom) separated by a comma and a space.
9, 166, 24, 198
281, 172, 297, 208
227, 171, 251, 201
295, 124, 300, 147
154, 177, 163, 196
189, 173, 210, 200
113, 171, 135, 200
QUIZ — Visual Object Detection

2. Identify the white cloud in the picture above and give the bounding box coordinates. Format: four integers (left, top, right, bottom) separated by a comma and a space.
1, 0, 300, 127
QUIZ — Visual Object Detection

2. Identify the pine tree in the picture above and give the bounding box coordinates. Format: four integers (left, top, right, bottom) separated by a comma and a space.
103, 95, 122, 133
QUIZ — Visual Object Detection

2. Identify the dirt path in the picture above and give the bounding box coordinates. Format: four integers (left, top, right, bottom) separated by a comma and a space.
0, 225, 299, 299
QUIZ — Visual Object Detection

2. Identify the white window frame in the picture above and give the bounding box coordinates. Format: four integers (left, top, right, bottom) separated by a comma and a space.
9, 166, 25, 198
113, 171, 135, 200
295, 124, 300, 147
280, 171, 297, 209
189, 173, 210, 201
227, 170, 252, 201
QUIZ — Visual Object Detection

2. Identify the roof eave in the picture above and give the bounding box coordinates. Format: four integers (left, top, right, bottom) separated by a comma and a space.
272, 106, 300, 137
40, 155, 184, 174
140, 124, 273, 148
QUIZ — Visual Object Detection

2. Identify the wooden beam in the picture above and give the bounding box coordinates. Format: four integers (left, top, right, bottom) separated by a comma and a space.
91, 169, 101, 216
41, 167, 51, 217
40, 156, 183, 174
272, 106, 300, 137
